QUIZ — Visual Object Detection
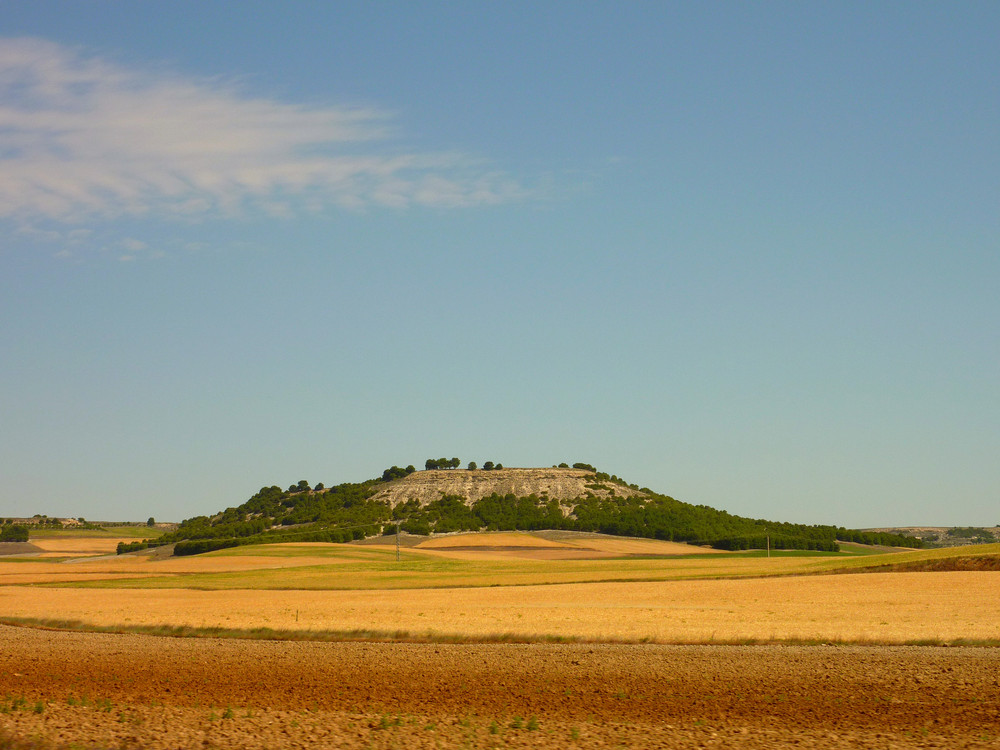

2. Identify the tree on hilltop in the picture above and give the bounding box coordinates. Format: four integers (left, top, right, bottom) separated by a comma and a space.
425, 457, 461, 470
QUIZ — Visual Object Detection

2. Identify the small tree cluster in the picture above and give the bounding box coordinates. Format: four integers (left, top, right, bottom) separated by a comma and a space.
425, 457, 461, 470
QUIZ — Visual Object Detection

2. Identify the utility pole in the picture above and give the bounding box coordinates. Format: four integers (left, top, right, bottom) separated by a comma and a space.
396, 522, 400, 562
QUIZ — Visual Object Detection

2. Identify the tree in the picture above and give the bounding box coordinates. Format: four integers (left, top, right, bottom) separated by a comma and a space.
483, 461, 495, 471
468, 461, 478, 471
450, 457, 460, 469
147, 517, 156, 527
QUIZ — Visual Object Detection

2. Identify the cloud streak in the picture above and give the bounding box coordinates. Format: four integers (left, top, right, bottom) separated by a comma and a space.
0, 38, 526, 224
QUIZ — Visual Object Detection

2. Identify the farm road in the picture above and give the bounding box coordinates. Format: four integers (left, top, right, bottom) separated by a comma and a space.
2, 625, 999, 748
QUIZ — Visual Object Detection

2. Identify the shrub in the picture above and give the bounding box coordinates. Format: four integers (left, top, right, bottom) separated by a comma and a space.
116, 541, 148, 555
0, 525, 28, 543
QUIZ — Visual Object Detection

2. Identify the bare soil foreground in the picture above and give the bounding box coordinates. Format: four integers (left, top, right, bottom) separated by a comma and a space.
2, 625, 999, 749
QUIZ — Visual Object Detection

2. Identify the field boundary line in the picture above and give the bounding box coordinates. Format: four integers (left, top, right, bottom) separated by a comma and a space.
3, 617, 999, 648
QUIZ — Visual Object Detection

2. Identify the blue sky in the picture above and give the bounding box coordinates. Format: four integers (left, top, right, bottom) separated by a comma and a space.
1, 3, 997, 527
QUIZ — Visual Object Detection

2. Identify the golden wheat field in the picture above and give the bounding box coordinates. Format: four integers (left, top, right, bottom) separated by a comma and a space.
3, 570, 1000, 643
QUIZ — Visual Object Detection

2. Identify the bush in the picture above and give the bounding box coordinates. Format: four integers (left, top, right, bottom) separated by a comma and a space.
116, 541, 148, 554
401, 519, 431, 535
0, 525, 28, 543
381, 465, 410, 482
174, 538, 242, 556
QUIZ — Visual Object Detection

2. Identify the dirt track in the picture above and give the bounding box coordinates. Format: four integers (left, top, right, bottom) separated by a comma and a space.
2, 625, 999, 748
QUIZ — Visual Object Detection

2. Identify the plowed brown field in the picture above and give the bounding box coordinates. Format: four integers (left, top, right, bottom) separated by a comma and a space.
2, 625, 998, 749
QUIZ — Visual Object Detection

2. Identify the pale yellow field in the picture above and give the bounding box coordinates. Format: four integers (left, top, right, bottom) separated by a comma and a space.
410, 532, 723, 560
2, 571, 999, 642
18, 536, 143, 557
560, 535, 725, 555
0, 550, 373, 585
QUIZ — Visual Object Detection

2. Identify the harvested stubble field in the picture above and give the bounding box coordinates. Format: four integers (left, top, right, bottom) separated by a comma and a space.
2, 626, 999, 749
2, 532, 1000, 749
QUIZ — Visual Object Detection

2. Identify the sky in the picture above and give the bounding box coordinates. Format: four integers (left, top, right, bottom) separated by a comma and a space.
1, 3, 997, 528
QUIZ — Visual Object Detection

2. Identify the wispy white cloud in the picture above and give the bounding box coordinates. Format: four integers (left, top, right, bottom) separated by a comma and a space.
0, 38, 527, 225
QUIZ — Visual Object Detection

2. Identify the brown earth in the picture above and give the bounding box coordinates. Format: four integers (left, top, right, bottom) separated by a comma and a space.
2, 625, 999, 749
368, 467, 644, 507
0, 543, 41, 557
861, 555, 1000, 573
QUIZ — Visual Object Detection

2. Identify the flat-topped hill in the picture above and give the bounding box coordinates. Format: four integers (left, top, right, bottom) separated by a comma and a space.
368, 468, 645, 508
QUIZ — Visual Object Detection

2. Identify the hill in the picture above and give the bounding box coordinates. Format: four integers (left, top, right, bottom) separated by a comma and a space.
123, 462, 923, 556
